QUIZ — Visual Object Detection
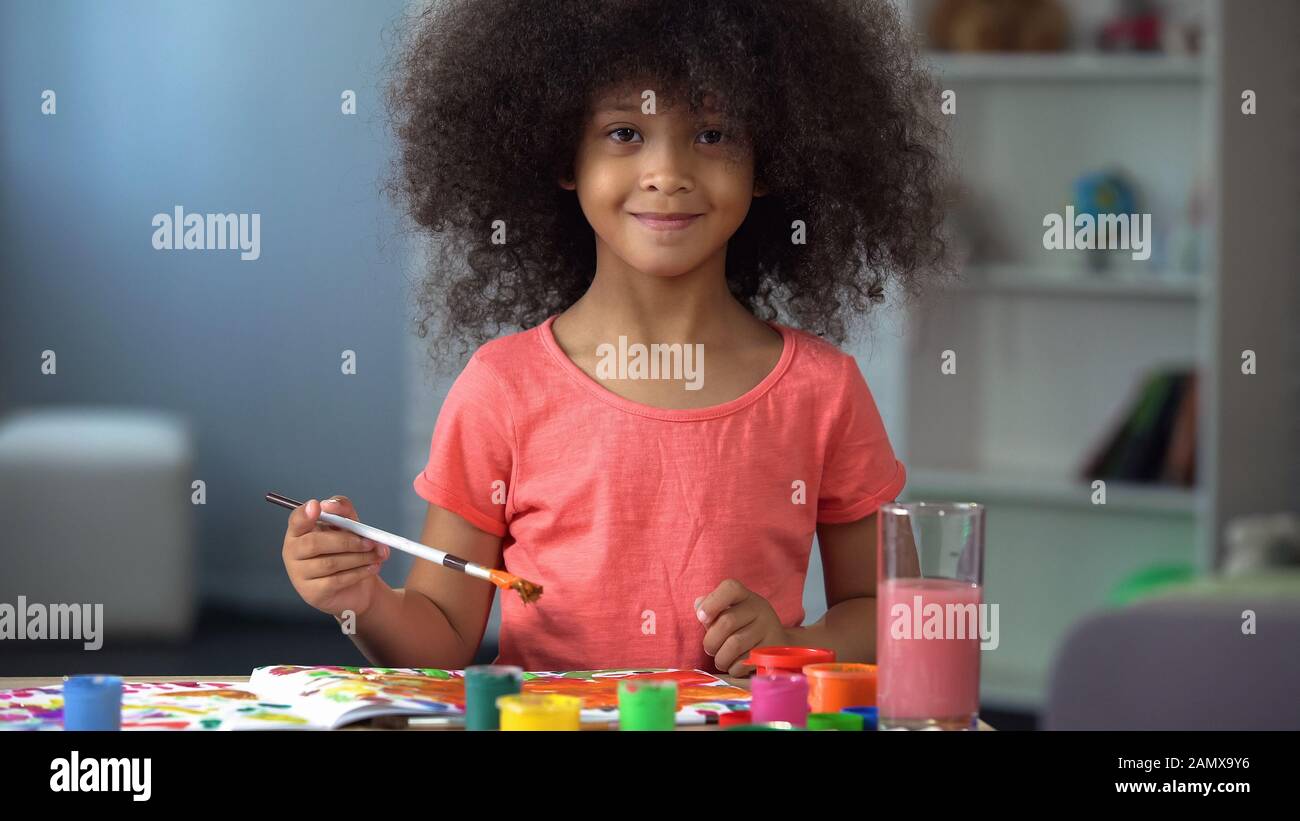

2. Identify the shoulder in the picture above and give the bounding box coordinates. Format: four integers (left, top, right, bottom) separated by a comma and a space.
446, 321, 568, 421
458, 322, 551, 389
778, 323, 864, 387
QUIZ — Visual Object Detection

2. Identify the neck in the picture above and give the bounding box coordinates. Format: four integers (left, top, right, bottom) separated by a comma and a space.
564, 240, 753, 344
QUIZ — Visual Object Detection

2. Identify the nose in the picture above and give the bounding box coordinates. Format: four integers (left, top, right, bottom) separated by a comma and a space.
640, 140, 694, 195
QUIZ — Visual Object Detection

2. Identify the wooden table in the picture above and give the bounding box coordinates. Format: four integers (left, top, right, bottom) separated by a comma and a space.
0, 675, 994, 730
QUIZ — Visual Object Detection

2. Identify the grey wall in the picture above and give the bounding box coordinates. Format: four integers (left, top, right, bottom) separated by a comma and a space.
1209, 0, 1300, 565
1, 0, 414, 614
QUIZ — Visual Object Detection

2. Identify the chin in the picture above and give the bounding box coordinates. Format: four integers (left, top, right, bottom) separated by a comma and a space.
634, 263, 697, 279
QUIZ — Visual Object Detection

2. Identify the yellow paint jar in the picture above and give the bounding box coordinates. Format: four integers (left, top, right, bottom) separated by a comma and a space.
496, 693, 583, 730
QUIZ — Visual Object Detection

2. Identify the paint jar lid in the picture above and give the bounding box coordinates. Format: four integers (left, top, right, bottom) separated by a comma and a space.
744, 646, 835, 671
842, 706, 878, 730
802, 662, 877, 679
617, 680, 678, 730
808, 711, 865, 731
718, 709, 752, 727
464, 665, 523, 684
63, 674, 123, 731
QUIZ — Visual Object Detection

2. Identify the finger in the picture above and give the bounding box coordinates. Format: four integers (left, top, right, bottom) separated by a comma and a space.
299, 550, 383, 581
295, 530, 376, 560
318, 495, 359, 524
729, 660, 757, 678
702, 606, 758, 658
315, 561, 382, 594
695, 579, 750, 626
715, 624, 764, 674
286, 498, 321, 538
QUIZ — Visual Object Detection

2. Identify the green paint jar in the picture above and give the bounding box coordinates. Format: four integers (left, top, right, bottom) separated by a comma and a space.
617, 679, 678, 730
807, 712, 864, 731
464, 665, 523, 731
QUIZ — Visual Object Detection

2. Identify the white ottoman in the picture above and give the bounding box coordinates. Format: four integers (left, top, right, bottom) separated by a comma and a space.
0, 407, 196, 641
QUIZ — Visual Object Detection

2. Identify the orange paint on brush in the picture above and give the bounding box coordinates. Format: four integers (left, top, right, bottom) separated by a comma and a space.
489, 569, 543, 604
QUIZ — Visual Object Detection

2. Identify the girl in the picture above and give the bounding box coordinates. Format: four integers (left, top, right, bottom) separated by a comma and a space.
282, 0, 950, 676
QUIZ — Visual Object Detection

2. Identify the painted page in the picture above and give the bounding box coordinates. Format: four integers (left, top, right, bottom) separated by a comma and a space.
0, 668, 752, 730
0, 680, 281, 731
247, 665, 753, 728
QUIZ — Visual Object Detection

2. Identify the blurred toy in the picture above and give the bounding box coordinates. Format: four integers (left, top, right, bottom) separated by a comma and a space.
1166, 175, 1207, 274
1097, 0, 1163, 52
943, 179, 1009, 266
1224, 514, 1300, 577
929, 0, 1069, 52
1161, 4, 1203, 55
1072, 169, 1139, 272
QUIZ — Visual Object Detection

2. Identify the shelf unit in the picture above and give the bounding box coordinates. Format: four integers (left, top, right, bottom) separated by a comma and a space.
926, 52, 1207, 82
949, 264, 1204, 300
888, 0, 1223, 711
906, 468, 1203, 516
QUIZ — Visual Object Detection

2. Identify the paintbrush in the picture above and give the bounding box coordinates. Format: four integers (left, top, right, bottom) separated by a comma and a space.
265, 492, 542, 604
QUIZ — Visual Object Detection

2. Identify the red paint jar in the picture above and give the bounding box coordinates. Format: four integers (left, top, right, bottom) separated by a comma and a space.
743, 646, 836, 676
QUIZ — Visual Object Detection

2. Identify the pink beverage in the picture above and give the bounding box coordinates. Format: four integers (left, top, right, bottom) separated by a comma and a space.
877, 577, 982, 730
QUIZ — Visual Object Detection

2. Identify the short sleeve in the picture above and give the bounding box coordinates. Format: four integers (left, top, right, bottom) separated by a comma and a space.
412, 353, 514, 537
817, 355, 907, 523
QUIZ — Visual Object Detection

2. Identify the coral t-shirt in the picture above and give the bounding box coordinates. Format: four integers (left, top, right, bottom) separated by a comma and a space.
412, 314, 906, 671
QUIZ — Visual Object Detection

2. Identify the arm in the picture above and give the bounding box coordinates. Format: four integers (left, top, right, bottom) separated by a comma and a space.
345, 502, 502, 669
785, 512, 878, 663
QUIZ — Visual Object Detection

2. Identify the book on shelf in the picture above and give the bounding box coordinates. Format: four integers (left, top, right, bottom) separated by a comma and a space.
1080, 366, 1197, 487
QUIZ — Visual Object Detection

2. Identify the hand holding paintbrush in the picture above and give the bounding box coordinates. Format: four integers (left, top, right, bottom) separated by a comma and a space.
270, 492, 542, 608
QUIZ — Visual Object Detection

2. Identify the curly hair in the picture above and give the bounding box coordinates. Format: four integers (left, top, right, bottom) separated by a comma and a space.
384, 0, 954, 369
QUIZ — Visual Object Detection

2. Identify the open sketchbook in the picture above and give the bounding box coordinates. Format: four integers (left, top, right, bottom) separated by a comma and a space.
0, 666, 752, 730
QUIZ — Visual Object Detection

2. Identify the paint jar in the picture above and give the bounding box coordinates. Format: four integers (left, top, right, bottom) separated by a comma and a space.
750, 673, 809, 727
842, 706, 878, 731
804, 663, 877, 712
808, 711, 864, 731
744, 646, 835, 676
718, 710, 751, 727
464, 665, 523, 731
496, 693, 582, 731
617, 679, 677, 731
63, 675, 122, 731
724, 721, 801, 731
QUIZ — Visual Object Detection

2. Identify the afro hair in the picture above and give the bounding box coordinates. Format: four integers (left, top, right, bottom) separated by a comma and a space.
384, 0, 954, 368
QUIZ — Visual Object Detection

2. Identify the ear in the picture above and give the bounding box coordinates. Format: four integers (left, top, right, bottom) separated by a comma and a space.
558, 173, 576, 192
753, 179, 767, 198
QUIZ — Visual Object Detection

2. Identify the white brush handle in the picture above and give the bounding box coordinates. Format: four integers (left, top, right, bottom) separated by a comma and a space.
318, 511, 492, 581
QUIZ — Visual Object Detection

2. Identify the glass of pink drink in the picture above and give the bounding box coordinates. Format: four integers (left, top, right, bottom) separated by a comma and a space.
877, 502, 985, 730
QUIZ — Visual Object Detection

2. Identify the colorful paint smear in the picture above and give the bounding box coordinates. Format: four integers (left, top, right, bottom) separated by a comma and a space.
0, 667, 752, 730
255, 665, 751, 724
0, 680, 260, 731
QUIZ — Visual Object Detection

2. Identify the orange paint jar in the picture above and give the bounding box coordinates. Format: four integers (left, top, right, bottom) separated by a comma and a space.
803, 663, 877, 712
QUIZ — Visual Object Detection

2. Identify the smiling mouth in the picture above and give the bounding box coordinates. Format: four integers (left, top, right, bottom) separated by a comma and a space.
631, 213, 703, 231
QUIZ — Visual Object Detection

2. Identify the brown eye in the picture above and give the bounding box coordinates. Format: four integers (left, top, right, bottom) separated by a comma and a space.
608, 127, 639, 144
699, 129, 724, 145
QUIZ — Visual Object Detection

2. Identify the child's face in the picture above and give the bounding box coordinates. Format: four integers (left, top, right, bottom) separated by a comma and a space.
560, 83, 764, 280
